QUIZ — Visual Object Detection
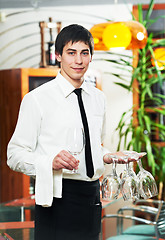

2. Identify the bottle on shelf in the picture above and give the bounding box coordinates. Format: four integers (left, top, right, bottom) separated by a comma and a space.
47, 17, 59, 66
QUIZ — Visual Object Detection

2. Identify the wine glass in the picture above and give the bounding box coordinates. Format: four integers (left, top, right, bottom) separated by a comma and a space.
66, 127, 85, 173
137, 158, 158, 199
120, 154, 139, 201
122, 151, 140, 182
102, 155, 121, 200
123, 151, 158, 199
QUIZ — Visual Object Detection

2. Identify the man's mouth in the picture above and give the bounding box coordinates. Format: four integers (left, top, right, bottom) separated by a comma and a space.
72, 67, 84, 72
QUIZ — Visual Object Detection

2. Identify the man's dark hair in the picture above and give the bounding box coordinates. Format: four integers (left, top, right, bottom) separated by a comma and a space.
55, 24, 94, 56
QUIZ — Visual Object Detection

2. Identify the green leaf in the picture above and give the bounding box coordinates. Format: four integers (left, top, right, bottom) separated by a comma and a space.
143, 135, 155, 174
152, 107, 165, 115
154, 93, 165, 100
114, 82, 131, 90
152, 122, 165, 131
134, 126, 142, 151
143, 115, 151, 133
138, 4, 143, 24
137, 109, 143, 126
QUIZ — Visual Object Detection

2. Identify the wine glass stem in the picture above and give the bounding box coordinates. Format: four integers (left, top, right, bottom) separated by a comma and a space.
126, 162, 129, 171
112, 160, 117, 175
138, 159, 143, 170
72, 154, 78, 173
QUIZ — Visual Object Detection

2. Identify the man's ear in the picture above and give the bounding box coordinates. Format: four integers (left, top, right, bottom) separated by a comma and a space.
90, 55, 93, 62
55, 52, 61, 62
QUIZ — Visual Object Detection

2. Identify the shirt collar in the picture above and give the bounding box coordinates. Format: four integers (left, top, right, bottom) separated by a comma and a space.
56, 72, 90, 98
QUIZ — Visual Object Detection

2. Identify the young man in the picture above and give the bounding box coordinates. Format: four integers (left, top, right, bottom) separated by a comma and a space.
7, 24, 137, 240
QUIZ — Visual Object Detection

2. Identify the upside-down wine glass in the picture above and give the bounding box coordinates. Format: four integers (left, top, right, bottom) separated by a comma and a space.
120, 152, 139, 201
102, 155, 121, 200
66, 127, 85, 173
123, 151, 158, 199
122, 151, 140, 180
137, 157, 158, 199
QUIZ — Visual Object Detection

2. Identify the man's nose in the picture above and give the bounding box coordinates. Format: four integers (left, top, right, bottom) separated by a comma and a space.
75, 54, 82, 64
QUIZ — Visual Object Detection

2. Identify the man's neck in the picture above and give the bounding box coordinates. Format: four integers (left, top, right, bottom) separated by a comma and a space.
60, 71, 84, 89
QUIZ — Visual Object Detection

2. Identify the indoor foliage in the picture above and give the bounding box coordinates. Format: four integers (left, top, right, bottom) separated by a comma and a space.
105, 0, 165, 199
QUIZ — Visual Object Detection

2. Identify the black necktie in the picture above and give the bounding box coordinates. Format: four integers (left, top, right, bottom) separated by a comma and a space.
74, 88, 94, 178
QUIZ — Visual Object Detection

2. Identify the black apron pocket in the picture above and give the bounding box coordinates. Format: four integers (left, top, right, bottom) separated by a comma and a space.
90, 201, 102, 236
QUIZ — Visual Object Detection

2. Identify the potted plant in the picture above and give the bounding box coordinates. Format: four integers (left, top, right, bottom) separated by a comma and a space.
105, 0, 165, 199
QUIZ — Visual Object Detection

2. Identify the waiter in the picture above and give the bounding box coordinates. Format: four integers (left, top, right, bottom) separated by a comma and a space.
7, 24, 134, 240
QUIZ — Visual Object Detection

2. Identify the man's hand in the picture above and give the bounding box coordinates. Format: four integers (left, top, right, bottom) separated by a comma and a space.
103, 152, 127, 164
103, 151, 146, 164
52, 150, 79, 170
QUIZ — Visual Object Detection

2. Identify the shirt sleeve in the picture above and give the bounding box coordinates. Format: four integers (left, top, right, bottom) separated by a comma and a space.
7, 93, 41, 175
7, 93, 62, 207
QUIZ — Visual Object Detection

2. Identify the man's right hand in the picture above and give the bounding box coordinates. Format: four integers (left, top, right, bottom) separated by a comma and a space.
52, 150, 79, 170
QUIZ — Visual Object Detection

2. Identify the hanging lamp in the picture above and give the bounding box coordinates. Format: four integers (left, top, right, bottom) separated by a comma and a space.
90, 20, 148, 51
102, 22, 132, 50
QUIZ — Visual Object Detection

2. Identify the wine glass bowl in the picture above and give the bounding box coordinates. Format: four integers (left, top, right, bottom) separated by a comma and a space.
137, 159, 158, 199
66, 127, 85, 173
102, 157, 121, 200
120, 157, 139, 201
102, 173, 121, 200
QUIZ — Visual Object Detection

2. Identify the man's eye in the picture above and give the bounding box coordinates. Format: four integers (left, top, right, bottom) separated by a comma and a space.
68, 52, 75, 55
82, 52, 89, 56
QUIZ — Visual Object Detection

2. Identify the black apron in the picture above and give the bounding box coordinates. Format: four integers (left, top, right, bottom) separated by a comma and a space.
35, 179, 102, 240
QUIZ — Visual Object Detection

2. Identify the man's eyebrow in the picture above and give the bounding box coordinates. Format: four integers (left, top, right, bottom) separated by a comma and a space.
82, 49, 90, 52
66, 48, 76, 52
66, 48, 90, 52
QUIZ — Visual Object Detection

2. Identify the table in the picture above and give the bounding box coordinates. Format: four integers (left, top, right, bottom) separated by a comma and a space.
0, 197, 35, 240
0, 196, 35, 222
0, 221, 34, 240
0, 196, 120, 240
101, 197, 122, 240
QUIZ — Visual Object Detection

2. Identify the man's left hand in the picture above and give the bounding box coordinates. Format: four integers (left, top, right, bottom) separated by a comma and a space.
103, 151, 146, 164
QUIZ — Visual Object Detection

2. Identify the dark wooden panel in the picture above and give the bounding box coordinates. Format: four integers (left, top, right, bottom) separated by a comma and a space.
0, 69, 23, 202
0, 68, 59, 203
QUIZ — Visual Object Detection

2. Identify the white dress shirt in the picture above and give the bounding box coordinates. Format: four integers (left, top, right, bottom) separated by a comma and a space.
7, 72, 109, 207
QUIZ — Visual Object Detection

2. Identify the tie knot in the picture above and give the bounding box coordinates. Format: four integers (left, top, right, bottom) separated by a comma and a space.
74, 88, 82, 96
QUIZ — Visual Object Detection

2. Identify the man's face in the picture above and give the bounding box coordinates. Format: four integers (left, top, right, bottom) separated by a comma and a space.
56, 41, 92, 87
